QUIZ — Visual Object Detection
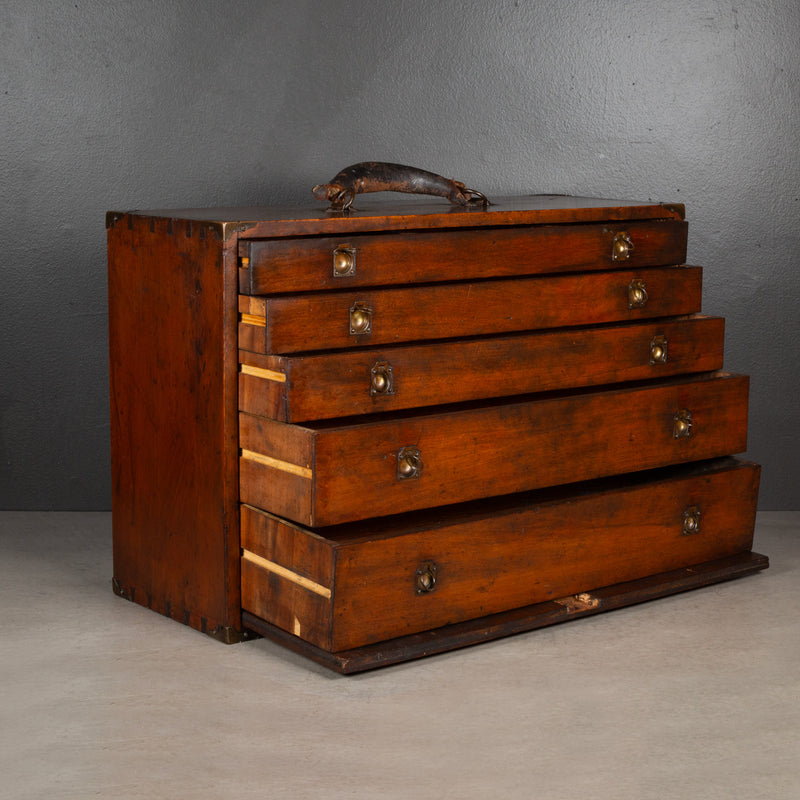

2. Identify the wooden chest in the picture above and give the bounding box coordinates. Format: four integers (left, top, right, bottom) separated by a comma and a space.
107, 195, 767, 672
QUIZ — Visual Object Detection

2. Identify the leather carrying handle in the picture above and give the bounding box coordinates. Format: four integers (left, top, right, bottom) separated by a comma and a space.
312, 162, 490, 211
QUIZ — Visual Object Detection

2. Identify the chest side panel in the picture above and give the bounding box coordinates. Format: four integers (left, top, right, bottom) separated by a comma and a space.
108, 215, 240, 636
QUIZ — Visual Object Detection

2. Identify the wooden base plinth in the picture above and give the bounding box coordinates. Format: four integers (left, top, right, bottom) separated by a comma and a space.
242, 551, 769, 674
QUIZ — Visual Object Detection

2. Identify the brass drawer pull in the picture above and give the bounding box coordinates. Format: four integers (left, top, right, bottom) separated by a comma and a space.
682, 506, 702, 535
415, 561, 438, 594
628, 278, 648, 309
370, 361, 394, 395
650, 334, 668, 364
397, 446, 422, 480
673, 409, 693, 438
349, 302, 373, 335
612, 231, 634, 261
333, 245, 356, 277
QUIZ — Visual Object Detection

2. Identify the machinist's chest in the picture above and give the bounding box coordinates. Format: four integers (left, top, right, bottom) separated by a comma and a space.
107, 195, 766, 672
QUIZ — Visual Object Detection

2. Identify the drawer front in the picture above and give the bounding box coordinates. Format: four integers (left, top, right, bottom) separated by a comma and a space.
241, 220, 688, 294
241, 266, 702, 354
239, 372, 749, 526
240, 459, 760, 651
240, 316, 725, 422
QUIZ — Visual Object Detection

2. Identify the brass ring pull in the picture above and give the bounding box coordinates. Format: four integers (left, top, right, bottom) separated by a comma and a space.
628, 278, 648, 309
612, 231, 634, 261
415, 561, 438, 594
650, 334, 668, 364
370, 361, 394, 395
349, 302, 373, 335
397, 446, 422, 480
682, 506, 702, 535
333, 246, 356, 277
673, 409, 693, 438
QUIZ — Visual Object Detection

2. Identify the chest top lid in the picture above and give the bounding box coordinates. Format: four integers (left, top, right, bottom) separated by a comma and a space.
107, 195, 684, 241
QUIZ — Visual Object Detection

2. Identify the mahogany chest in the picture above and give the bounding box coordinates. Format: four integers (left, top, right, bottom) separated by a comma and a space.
107, 195, 767, 672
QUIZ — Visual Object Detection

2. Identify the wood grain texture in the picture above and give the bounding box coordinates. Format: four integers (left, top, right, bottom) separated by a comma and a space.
259, 266, 702, 353
239, 411, 314, 525
240, 504, 333, 586
108, 214, 242, 637
242, 551, 331, 598
330, 460, 759, 649
239, 353, 288, 419
239, 315, 725, 421
241, 558, 333, 650
238, 296, 267, 315
239, 459, 760, 651
238, 372, 749, 526
244, 219, 688, 294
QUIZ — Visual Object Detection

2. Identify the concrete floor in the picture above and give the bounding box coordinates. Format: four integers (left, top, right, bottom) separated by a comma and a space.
0, 511, 797, 800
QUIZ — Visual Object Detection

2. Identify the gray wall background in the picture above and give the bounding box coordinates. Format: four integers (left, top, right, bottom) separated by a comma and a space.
2, 0, 798, 510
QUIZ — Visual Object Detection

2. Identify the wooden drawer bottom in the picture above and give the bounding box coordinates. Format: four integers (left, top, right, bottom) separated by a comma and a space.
241, 458, 761, 655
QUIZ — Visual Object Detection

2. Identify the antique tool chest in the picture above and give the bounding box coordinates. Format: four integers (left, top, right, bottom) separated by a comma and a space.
107, 194, 767, 672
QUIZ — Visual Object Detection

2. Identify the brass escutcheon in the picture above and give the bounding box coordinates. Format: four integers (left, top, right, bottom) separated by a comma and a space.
333, 245, 356, 277
349, 302, 373, 335
673, 409, 693, 438
370, 361, 394, 395
612, 231, 634, 261
415, 561, 438, 594
397, 446, 422, 480
628, 278, 648, 309
650, 334, 669, 364
682, 505, 702, 535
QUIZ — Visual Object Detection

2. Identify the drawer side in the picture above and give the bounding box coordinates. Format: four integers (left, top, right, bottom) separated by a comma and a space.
240, 505, 335, 650
239, 415, 316, 526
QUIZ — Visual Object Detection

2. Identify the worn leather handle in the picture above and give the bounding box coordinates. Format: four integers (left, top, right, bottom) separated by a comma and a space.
312, 162, 490, 211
